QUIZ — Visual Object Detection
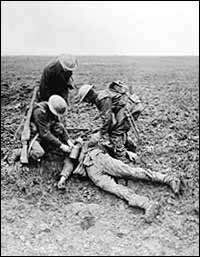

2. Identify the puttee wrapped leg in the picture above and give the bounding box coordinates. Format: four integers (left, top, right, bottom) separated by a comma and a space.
86, 161, 159, 222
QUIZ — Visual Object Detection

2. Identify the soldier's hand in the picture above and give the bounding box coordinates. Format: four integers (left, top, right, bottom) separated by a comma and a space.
60, 144, 71, 153
67, 139, 75, 147
75, 137, 83, 145
126, 151, 139, 163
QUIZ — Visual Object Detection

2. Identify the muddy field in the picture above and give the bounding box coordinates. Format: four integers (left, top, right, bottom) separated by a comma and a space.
1, 55, 199, 256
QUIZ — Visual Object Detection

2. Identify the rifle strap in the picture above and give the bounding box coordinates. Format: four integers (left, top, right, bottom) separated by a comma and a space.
125, 109, 139, 139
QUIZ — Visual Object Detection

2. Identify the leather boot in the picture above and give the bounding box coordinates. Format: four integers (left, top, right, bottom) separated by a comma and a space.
163, 174, 181, 194
145, 170, 181, 194
128, 195, 160, 223
144, 201, 160, 223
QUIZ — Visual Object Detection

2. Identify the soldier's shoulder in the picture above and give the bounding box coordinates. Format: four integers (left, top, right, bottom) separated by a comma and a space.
44, 59, 59, 73
97, 89, 111, 100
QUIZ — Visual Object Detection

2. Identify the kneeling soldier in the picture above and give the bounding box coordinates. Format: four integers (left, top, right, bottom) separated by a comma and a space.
77, 82, 144, 164
13, 95, 75, 177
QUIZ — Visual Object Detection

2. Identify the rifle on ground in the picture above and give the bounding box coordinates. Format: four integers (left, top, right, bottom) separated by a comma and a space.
20, 86, 39, 164
65, 127, 91, 133
65, 127, 99, 134
13, 112, 27, 140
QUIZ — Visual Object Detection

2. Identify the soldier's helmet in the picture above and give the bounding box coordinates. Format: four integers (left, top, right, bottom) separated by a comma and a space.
109, 80, 128, 93
48, 95, 67, 116
77, 84, 94, 102
58, 53, 78, 71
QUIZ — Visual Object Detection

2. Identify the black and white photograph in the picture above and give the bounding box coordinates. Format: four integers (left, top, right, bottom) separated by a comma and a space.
1, 1, 199, 256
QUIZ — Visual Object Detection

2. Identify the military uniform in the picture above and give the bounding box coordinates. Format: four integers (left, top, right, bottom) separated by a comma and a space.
109, 94, 143, 163
14, 102, 75, 175
61, 142, 180, 222
30, 102, 68, 155
93, 88, 143, 163
37, 59, 74, 104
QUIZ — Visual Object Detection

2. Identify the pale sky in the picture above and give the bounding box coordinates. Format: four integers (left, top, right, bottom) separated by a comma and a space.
1, 1, 199, 55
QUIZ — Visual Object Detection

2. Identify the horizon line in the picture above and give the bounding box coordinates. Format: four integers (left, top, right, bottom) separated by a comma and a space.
1, 53, 199, 57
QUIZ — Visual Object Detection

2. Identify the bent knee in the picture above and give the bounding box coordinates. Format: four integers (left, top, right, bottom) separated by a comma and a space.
90, 174, 115, 191
30, 141, 45, 160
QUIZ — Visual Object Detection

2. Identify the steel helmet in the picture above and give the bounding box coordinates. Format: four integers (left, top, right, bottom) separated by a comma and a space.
109, 80, 128, 92
58, 53, 78, 71
113, 80, 124, 86
78, 84, 94, 102
48, 95, 67, 116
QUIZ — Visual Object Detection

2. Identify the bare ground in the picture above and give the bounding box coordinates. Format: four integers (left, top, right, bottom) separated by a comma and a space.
1, 56, 199, 256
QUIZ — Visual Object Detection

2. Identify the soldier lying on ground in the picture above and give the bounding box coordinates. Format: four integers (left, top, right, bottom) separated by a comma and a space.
11, 95, 76, 175
77, 81, 144, 164
57, 134, 181, 223
37, 54, 78, 105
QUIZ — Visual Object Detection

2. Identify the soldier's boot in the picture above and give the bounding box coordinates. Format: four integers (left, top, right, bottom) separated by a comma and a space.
126, 151, 139, 164
152, 172, 181, 194
163, 174, 181, 194
144, 201, 160, 223
144, 170, 181, 194
128, 195, 160, 223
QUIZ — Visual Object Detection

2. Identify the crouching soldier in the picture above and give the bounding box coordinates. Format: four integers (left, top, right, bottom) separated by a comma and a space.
108, 93, 144, 164
77, 81, 144, 164
58, 135, 181, 223
13, 95, 75, 178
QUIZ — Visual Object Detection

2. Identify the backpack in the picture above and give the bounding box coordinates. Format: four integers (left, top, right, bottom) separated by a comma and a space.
108, 81, 141, 113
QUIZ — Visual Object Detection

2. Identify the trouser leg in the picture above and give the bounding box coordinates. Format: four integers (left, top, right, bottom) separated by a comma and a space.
10, 140, 45, 163
60, 156, 74, 179
86, 153, 160, 222
86, 162, 151, 210
8, 140, 44, 166
29, 140, 45, 161
101, 154, 168, 183
100, 154, 180, 193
